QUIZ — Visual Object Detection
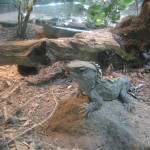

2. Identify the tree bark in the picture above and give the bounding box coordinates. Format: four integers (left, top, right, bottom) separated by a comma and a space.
0, 29, 144, 69
113, 0, 150, 52
45, 29, 143, 68
0, 39, 48, 67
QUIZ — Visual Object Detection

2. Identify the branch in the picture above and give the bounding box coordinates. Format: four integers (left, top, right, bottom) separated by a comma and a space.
0, 93, 46, 125
6, 89, 58, 145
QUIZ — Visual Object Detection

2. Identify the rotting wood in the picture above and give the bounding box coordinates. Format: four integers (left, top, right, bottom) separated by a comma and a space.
0, 28, 145, 69
113, 0, 150, 52
0, 39, 48, 67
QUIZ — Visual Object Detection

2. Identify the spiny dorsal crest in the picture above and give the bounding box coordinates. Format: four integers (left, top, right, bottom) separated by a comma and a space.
90, 61, 102, 77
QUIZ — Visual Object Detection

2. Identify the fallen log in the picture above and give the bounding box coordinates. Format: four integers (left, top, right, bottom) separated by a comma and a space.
45, 29, 144, 68
0, 39, 48, 66
0, 28, 145, 69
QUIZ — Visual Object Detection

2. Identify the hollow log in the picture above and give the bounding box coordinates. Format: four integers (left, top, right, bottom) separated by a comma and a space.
0, 39, 48, 66
0, 28, 145, 69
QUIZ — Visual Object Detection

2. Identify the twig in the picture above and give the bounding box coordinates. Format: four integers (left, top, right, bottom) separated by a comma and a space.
14, 140, 21, 150
38, 89, 58, 126
1, 81, 25, 99
134, 101, 150, 111
0, 93, 47, 125
3, 106, 8, 121
0, 82, 15, 99
22, 141, 30, 148
30, 141, 36, 150
7, 89, 58, 145
135, 84, 143, 89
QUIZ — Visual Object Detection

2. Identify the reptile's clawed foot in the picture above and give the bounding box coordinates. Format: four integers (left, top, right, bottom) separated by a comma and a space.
124, 103, 134, 112
79, 103, 92, 117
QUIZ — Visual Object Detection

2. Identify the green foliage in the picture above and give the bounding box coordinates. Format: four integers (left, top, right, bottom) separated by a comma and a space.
78, 0, 134, 28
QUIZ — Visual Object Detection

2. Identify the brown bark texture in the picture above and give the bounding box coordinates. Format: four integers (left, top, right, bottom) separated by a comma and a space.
0, 39, 48, 67
45, 29, 144, 68
0, 28, 144, 68
113, 0, 150, 52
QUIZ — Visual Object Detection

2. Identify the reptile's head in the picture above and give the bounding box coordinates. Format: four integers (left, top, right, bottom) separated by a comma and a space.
66, 60, 102, 92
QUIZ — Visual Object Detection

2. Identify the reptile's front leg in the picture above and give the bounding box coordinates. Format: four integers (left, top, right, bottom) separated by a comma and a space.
80, 89, 103, 116
119, 84, 133, 112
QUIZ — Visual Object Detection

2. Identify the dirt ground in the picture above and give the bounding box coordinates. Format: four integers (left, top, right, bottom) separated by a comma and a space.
0, 24, 150, 150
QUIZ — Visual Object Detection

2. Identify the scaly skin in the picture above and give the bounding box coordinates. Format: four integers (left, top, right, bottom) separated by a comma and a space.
66, 60, 133, 116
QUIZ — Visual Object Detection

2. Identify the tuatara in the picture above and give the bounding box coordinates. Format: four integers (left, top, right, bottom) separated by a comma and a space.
66, 60, 133, 116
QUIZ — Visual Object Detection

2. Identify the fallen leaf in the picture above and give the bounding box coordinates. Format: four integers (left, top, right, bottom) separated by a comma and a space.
23, 120, 30, 127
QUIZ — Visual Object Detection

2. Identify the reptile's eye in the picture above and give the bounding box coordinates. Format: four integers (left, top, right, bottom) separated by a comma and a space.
79, 68, 85, 73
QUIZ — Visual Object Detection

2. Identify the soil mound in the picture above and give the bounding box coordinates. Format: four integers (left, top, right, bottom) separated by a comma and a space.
46, 96, 89, 136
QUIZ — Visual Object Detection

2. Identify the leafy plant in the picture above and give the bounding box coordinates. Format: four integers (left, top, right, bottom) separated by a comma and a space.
78, 0, 134, 28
